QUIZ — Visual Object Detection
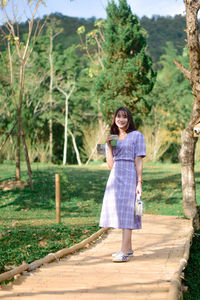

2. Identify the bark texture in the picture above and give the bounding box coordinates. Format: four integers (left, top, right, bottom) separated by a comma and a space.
178, 1, 200, 219
68, 129, 82, 166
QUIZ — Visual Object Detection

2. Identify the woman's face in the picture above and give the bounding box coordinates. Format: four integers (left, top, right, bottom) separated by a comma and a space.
115, 111, 129, 130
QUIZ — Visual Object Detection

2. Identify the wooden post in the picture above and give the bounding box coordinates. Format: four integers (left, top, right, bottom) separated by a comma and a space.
55, 174, 61, 223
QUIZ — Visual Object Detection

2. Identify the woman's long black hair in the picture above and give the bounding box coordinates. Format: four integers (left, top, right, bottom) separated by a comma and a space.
110, 107, 136, 135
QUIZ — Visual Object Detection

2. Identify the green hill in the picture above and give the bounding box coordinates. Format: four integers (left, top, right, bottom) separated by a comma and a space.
141, 15, 186, 67
0, 12, 187, 67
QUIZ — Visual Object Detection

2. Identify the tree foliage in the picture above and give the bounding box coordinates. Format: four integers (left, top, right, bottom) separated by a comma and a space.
144, 42, 192, 162
94, 0, 156, 121
141, 15, 186, 69
146, 42, 192, 133
0, 10, 195, 165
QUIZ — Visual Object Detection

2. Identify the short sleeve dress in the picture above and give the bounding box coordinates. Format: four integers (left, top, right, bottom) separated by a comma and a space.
99, 130, 146, 230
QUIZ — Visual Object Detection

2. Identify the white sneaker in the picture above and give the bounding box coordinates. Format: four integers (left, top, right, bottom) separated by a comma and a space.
112, 250, 134, 257
112, 251, 130, 262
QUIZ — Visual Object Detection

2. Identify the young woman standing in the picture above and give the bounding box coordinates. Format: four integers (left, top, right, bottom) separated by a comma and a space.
99, 107, 146, 262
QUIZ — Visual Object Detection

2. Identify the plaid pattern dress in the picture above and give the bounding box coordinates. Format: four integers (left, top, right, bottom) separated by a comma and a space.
99, 131, 146, 229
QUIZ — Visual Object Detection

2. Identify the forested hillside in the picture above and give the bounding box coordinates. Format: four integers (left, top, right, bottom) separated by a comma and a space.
5, 12, 186, 66
141, 15, 186, 66
49, 13, 187, 66
49, 13, 186, 66
45, 13, 187, 66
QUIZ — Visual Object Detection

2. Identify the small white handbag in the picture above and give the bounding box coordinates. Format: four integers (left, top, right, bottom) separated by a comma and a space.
135, 193, 144, 216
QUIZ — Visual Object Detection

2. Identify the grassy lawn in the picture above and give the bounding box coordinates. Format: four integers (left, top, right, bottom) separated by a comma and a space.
0, 161, 200, 287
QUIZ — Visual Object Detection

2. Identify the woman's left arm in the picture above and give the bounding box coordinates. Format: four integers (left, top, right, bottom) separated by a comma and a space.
135, 156, 143, 195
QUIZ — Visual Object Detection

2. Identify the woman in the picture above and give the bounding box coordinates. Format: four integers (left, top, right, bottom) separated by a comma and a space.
99, 107, 146, 262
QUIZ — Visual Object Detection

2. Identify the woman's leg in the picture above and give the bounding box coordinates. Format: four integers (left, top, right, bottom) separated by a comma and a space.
121, 229, 132, 253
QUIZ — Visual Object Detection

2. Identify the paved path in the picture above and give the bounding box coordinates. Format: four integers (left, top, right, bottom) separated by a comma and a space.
0, 215, 192, 300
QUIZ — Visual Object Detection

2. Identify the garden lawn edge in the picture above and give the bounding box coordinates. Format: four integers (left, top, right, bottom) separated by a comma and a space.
0, 227, 109, 284
168, 224, 194, 300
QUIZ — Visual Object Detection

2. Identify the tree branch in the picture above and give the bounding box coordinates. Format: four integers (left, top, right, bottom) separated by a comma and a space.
194, 1, 200, 11
68, 128, 82, 165
174, 60, 191, 80
85, 124, 109, 166
0, 71, 10, 85
186, 0, 200, 12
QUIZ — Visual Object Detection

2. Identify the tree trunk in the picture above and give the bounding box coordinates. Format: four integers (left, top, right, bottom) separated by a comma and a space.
55, 82, 75, 166
85, 125, 108, 166
49, 30, 53, 163
22, 131, 33, 189
68, 129, 82, 166
15, 110, 21, 181
179, 124, 197, 218
179, 0, 200, 218
0, 120, 17, 154
63, 95, 69, 165
15, 63, 25, 181
97, 98, 104, 132
49, 117, 53, 162
175, 1, 200, 220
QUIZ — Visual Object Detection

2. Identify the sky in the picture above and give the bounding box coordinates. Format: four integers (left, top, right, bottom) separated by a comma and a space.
0, 0, 186, 25
35, 0, 185, 20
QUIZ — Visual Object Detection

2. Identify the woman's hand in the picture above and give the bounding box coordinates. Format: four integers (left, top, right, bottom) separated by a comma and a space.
106, 136, 114, 169
135, 156, 143, 196
136, 182, 142, 196
106, 136, 113, 148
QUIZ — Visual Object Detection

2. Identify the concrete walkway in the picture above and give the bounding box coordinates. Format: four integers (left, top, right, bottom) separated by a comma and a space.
0, 215, 192, 300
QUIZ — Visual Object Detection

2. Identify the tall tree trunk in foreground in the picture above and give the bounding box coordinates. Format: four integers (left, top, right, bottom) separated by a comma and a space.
175, 0, 200, 219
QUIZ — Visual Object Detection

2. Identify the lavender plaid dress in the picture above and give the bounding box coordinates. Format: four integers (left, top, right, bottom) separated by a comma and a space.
99, 131, 146, 229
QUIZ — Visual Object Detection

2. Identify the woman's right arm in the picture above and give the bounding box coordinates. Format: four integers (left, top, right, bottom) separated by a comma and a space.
106, 138, 114, 169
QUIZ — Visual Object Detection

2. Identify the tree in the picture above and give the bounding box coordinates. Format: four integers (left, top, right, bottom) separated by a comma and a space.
67, 64, 98, 164
77, 20, 107, 134
95, 0, 156, 121
53, 44, 92, 165
159, 43, 192, 134
144, 42, 193, 162
77, 20, 105, 73
46, 17, 63, 162
174, 0, 200, 221
55, 45, 76, 165
53, 45, 78, 165
0, 0, 45, 187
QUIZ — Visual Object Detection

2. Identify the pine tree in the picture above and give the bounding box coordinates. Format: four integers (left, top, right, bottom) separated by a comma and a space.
95, 0, 156, 120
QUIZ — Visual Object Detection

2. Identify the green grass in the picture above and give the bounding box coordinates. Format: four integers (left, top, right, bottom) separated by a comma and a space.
183, 231, 200, 300
1, 161, 200, 286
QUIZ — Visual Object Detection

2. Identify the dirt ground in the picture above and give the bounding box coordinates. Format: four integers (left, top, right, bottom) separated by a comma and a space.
0, 180, 28, 191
